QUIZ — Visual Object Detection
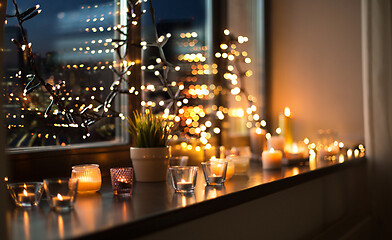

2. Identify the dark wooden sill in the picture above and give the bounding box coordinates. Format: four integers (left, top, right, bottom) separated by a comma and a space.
6, 156, 366, 240
7, 145, 131, 181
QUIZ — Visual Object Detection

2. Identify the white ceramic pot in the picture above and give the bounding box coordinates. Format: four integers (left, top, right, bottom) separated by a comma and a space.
130, 147, 170, 182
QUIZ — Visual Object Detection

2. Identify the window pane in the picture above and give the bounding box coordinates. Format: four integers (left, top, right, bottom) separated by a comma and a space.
3, 0, 128, 150
141, 0, 213, 143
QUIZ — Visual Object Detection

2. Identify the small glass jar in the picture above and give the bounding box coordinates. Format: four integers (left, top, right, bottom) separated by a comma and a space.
71, 164, 101, 193
44, 178, 78, 212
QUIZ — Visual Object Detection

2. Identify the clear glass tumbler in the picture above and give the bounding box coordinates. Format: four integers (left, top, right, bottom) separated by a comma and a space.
44, 178, 78, 212
201, 160, 228, 185
169, 166, 198, 192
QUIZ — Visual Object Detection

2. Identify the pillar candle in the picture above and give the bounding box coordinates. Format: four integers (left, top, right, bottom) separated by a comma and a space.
267, 136, 285, 152
279, 107, 293, 146
249, 127, 266, 160
262, 148, 283, 169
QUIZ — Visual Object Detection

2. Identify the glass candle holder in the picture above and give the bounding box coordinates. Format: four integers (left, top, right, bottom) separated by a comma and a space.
44, 178, 78, 212
169, 156, 189, 166
201, 160, 228, 185
71, 164, 101, 193
169, 166, 198, 193
110, 167, 133, 196
227, 155, 250, 175
203, 146, 225, 161
7, 182, 44, 207
210, 157, 235, 180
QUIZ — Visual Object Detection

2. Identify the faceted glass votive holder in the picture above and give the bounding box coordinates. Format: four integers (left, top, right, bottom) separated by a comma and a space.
44, 178, 78, 212
169, 156, 189, 166
169, 166, 198, 192
201, 160, 228, 185
71, 164, 102, 193
7, 182, 44, 207
110, 167, 133, 196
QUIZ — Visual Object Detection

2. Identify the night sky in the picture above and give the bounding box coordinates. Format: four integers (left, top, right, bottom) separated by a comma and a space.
5, 0, 206, 55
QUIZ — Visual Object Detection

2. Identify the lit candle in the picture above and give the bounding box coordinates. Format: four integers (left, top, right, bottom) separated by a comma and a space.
354, 149, 359, 158
286, 143, 303, 160
71, 164, 102, 193
176, 179, 193, 190
210, 157, 234, 179
17, 189, 35, 203
278, 107, 293, 145
77, 176, 101, 192
208, 174, 223, 184
250, 127, 266, 160
347, 149, 353, 158
318, 145, 339, 158
262, 148, 283, 169
52, 193, 72, 208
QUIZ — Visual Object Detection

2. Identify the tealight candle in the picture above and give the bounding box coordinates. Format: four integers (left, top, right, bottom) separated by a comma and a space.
210, 157, 235, 180
286, 143, 303, 160
176, 179, 193, 190
52, 193, 72, 208
17, 189, 35, 203
262, 148, 283, 169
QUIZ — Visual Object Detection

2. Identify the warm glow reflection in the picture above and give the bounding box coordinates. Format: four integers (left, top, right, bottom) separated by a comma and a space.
309, 152, 317, 170
292, 167, 300, 176
181, 195, 187, 207
339, 154, 345, 163
23, 211, 30, 240
58, 215, 64, 239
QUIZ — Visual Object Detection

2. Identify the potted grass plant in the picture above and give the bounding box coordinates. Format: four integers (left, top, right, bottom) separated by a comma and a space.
126, 110, 172, 182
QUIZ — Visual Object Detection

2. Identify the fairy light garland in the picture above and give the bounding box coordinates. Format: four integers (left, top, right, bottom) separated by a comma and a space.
5, 0, 183, 140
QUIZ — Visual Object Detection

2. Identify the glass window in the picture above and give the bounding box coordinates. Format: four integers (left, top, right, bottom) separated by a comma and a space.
2, 0, 265, 153
3, 0, 128, 151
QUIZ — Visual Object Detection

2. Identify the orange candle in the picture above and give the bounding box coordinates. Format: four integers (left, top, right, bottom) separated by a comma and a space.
210, 158, 234, 179
262, 148, 282, 169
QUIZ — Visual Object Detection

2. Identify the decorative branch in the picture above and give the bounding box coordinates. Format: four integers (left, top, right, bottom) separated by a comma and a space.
6, 0, 183, 139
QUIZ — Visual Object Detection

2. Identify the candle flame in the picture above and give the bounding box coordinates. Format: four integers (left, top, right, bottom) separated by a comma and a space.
57, 193, 63, 201
181, 179, 186, 183
270, 148, 275, 153
292, 144, 298, 153
284, 107, 291, 117
23, 189, 28, 196
212, 174, 216, 177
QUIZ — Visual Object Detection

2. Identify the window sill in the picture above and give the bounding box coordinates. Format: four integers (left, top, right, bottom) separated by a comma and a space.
6, 157, 366, 240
